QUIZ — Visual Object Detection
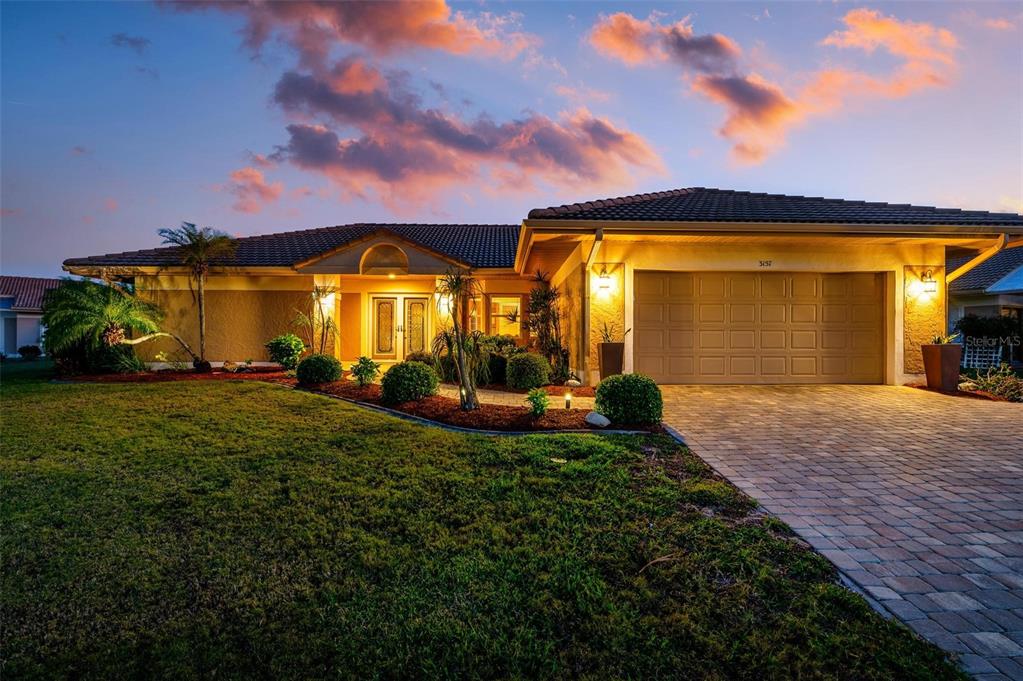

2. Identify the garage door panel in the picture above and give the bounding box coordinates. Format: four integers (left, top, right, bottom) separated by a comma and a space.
635, 271, 884, 384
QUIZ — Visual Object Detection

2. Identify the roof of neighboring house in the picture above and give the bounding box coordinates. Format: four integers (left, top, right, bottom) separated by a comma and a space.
527, 187, 1023, 226
64, 223, 521, 270
947, 247, 1023, 292
0, 275, 63, 311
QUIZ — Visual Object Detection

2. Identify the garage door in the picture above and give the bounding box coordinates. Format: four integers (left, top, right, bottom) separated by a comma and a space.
634, 272, 884, 384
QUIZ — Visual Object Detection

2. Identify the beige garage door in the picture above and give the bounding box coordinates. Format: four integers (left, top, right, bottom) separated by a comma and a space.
634, 271, 884, 384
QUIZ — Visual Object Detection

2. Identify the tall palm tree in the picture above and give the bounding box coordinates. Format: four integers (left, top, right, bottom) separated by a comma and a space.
433, 268, 483, 410
158, 222, 236, 367
42, 278, 198, 363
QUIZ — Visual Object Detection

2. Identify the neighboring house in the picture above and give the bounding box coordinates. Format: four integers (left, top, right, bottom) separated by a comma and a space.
63, 187, 1023, 385
947, 247, 1023, 364
0, 275, 62, 356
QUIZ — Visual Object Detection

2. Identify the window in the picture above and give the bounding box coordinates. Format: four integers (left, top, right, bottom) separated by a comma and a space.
489, 296, 521, 336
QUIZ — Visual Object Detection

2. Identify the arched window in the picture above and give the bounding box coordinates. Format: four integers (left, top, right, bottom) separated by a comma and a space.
360, 244, 409, 275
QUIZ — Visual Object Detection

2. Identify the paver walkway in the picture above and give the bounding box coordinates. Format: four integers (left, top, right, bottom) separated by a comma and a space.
661, 385, 1023, 680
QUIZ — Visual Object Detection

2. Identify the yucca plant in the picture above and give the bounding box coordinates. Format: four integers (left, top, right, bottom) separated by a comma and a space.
157, 222, 236, 367
41, 278, 197, 370
433, 268, 483, 410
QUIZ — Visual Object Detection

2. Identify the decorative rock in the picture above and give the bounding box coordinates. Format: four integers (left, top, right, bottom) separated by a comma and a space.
585, 411, 610, 428
958, 381, 978, 392
222, 361, 240, 373
566, 378, 582, 388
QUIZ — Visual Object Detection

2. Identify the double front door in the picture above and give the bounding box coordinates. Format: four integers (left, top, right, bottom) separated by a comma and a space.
371, 295, 431, 361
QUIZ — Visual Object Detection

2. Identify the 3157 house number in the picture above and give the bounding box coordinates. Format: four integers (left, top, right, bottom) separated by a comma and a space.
759, 260, 773, 267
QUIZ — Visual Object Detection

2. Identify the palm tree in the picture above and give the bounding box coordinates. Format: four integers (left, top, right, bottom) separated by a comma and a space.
42, 278, 198, 364
433, 268, 483, 410
158, 222, 236, 368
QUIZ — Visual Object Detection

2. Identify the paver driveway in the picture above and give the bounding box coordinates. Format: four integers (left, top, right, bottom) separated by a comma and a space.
662, 385, 1023, 679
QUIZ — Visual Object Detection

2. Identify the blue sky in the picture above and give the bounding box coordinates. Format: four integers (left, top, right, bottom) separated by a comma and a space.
2, 1, 1021, 277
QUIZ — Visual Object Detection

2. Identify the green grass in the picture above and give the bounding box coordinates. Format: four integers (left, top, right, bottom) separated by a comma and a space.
1, 362, 964, 680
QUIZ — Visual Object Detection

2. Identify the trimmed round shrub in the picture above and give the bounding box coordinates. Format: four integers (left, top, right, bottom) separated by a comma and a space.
381, 360, 439, 404
487, 352, 507, 385
595, 373, 663, 425
506, 352, 551, 390
296, 353, 342, 385
404, 351, 435, 366
265, 333, 305, 370
17, 345, 42, 361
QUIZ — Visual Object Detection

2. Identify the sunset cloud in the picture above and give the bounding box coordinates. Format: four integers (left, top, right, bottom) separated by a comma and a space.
983, 17, 1015, 31
168, 0, 534, 69
223, 166, 283, 214
102, 198, 118, 213
268, 58, 661, 208
590, 8, 958, 163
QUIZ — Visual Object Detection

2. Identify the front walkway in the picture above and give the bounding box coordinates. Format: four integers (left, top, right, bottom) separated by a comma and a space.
661, 385, 1023, 679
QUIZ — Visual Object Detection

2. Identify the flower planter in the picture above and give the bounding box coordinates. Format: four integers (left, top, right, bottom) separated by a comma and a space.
921, 344, 963, 393
598, 342, 624, 380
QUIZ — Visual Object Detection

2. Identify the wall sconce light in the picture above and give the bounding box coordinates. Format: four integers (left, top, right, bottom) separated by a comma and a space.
921, 270, 937, 293
597, 269, 611, 293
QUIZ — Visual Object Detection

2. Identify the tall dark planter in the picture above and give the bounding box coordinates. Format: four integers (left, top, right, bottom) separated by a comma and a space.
598, 342, 624, 380
921, 344, 963, 393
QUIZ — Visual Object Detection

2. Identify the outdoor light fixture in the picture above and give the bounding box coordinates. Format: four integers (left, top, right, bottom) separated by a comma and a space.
922, 270, 937, 293
388, 273, 396, 280
597, 269, 611, 292
565, 391, 572, 409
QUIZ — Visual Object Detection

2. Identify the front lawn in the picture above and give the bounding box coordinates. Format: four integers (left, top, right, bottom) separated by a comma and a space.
1, 363, 963, 679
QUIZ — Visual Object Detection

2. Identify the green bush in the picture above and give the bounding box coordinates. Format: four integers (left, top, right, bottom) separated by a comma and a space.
595, 373, 663, 425
17, 345, 42, 361
265, 334, 305, 370
381, 360, 439, 404
296, 354, 342, 385
963, 364, 1023, 402
525, 388, 549, 418
404, 351, 435, 366
506, 353, 551, 390
487, 353, 508, 384
350, 356, 381, 387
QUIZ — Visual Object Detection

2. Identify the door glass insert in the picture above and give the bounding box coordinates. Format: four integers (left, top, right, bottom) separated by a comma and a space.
404, 298, 428, 355
373, 297, 397, 359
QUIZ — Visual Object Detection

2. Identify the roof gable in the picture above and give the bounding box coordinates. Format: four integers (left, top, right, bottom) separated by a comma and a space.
948, 247, 1023, 292
528, 187, 1023, 226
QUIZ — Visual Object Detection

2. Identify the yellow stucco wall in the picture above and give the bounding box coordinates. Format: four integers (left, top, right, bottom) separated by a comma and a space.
588, 262, 626, 372
903, 265, 946, 374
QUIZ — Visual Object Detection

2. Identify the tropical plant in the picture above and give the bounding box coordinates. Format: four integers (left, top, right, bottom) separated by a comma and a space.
962, 364, 1023, 402
954, 314, 1018, 340
294, 285, 338, 355
296, 354, 342, 385
350, 356, 381, 387
507, 352, 551, 390
157, 222, 236, 368
17, 345, 42, 361
41, 278, 197, 373
265, 333, 305, 370
381, 360, 439, 404
930, 332, 960, 345
599, 322, 632, 344
433, 268, 484, 410
525, 271, 569, 382
595, 373, 663, 425
525, 388, 549, 418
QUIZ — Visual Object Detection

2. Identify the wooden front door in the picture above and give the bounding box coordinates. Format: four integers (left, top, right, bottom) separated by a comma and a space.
371, 297, 398, 360
403, 297, 429, 357
372, 295, 431, 361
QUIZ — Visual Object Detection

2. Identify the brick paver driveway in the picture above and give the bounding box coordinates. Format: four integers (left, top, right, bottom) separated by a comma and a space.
662, 385, 1023, 679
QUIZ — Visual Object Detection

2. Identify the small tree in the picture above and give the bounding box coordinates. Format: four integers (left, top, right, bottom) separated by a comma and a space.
294, 284, 338, 355
433, 268, 484, 410
526, 271, 569, 381
157, 222, 236, 368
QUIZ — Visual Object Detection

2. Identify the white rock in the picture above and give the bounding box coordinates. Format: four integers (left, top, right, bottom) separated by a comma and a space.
585, 411, 611, 428
565, 379, 582, 388
958, 381, 978, 392
221, 361, 240, 373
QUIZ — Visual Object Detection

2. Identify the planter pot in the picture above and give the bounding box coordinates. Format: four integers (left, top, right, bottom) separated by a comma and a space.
598, 342, 624, 380
921, 344, 963, 393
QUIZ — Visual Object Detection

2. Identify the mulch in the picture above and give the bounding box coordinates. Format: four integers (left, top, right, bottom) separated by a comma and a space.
906, 384, 1008, 402
451, 382, 597, 398
67, 368, 292, 383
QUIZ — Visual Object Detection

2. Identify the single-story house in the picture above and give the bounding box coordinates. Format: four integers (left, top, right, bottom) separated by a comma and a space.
947, 246, 1023, 364
1, 275, 62, 356
64, 187, 1023, 385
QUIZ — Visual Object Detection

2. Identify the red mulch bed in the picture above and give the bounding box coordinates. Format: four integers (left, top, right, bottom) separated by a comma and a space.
448, 382, 597, 398
906, 384, 1008, 402
68, 368, 291, 383
305, 380, 657, 432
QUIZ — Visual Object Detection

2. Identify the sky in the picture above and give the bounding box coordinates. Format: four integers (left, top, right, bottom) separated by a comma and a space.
2, 0, 1021, 277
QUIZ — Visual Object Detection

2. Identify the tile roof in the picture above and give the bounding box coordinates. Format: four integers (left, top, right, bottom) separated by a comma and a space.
0, 275, 63, 312
947, 247, 1023, 292
527, 187, 1023, 226
64, 223, 521, 270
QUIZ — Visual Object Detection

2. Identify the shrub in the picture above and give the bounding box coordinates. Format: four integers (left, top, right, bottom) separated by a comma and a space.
350, 356, 381, 387
595, 373, 663, 425
381, 360, 439, 404
404, 351, 435, 366
525, 388, 549, 418
265, 334, 305, 370
964, 364, 1023, 402
296, 354, 342, 385
17, 345, 42, 361
487, 352, 508, 384
506, 353, 551, 390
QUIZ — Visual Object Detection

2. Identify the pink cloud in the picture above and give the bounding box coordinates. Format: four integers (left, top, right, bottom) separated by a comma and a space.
553, 83, 612, 104
589, 12, 740, 72
103, 198, 118, 212
1, 207, 22, 218
983, 17, 1015, 31
223, 167, 284, 214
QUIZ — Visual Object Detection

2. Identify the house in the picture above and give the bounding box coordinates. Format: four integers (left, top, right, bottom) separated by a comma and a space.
1, 275, 62, 356
946, 246, 1023, 364
63, 188, 1023, 385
